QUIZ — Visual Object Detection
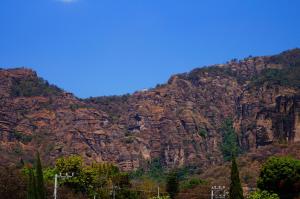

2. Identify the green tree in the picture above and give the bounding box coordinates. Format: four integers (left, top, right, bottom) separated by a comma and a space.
55, 155, 85, 192
166, 171, 179, 199
56, 155, 83, 174
257, 156, 300, 199
27, 168, 37, 199
248, 190, 279, 199
220, 118, 240, 161
35, 152, 45, 199
55, 156, 137, 198
229, 157, 243, 199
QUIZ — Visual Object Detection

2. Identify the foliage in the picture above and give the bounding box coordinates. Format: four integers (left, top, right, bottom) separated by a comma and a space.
166, 171, 179, 199
229, 157, 244, 199
35, 152, 46, 199
132, 176, 159, 199
250, 67, 300, 89
85, 94, 130, 122
56, 155, 83, 175
180, 177, 207, 190
55, 155, 86, 192
148, 158, 166, 182
22, 166, 56, 183
248, 190, 279, 199
130, 158, 166, 183
27, 168, 37, 199
42, 167, 56, 182
86, 94, 130, 106
250, 49, 300, 89
55, 155, 137, 198
25, 153, 46, 199
257, 156, 300, 199
267, 48, 300, 68
10, 77, 62, 97
220, 118, 240, 161
69, 103, 89, 111
198, 128, 207, 138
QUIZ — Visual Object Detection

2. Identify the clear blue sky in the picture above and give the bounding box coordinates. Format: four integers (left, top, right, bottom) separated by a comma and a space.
1, 0, 299, 98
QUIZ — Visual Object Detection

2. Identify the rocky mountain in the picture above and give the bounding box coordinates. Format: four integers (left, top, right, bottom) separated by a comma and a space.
0, 49, 299, 171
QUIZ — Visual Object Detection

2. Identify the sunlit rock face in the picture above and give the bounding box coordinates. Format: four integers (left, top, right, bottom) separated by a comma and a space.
0, 49, 300, 171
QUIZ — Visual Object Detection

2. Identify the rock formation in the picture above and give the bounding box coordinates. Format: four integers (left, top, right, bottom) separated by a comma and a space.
0, 49, 299, 171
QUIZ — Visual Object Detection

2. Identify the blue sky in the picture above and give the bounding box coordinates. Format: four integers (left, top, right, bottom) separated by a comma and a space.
1, 0, 300, 98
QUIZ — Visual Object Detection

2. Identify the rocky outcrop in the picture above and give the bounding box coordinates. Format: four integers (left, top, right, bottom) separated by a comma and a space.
0, 49, 300, 171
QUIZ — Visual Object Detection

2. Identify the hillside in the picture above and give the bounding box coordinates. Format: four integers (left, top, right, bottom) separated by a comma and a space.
0, 49, 300, 172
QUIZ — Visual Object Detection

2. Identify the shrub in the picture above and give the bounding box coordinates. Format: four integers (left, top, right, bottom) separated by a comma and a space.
257, 156, 300, 199
180, 177, 207, 190
248, 190, 279, 199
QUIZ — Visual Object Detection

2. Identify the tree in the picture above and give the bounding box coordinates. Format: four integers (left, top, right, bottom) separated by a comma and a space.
35, 152, 45, 199
27, 168, 37, 199
257, 156, 300, 199
229, 157, 243, 199
55, 155, 85, 192
166, 171, 179, 199
56, 155, 83, 174
220, 118, 240, 161
55, 156, 137, 198
248, 190, 279, 199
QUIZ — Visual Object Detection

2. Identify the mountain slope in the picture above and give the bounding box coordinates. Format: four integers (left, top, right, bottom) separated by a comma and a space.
0, 49, 300, 171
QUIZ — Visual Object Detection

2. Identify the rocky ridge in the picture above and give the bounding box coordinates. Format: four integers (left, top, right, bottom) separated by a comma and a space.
0, 49, 299, 171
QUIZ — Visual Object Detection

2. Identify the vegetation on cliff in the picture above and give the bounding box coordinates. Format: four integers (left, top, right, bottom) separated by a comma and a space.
221, 118, 241, 161
10, 76, 62, 97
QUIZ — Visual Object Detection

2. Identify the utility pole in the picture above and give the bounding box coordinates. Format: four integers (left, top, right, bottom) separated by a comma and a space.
54, 173, 74, 199
112, 185, 115, 199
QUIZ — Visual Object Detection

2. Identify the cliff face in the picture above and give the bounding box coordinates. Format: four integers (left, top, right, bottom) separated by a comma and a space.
0, 49, 300, 171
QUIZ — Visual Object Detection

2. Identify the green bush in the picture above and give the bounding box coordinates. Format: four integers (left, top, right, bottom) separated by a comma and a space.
180, 177, 207, 190
248, 190, 279, 199
257, 156, 300, 199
